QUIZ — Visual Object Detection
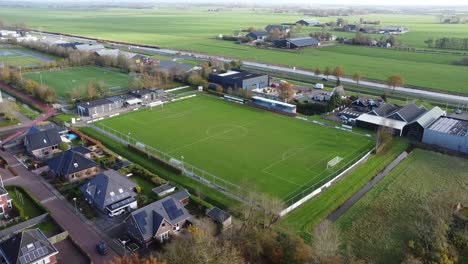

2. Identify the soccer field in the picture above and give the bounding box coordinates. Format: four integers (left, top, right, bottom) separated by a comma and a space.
0, 47, 55, 67
24, 66, 131, 99
96, 95, 374, 201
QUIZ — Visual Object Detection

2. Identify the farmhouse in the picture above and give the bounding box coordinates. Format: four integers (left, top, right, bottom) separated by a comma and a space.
24, 126, 62, 160
80, 169, 138, 217
0, 186, 13, 218
0, 229, 59, 264
47, 147, 99, 183
125, 190, 191, 247
265, 25, 290, 33
245, 31, 268, 40
296, 19, 320, 26
209, 70, 269, 91
422, 117, 468, 154
274, 37, 320, 49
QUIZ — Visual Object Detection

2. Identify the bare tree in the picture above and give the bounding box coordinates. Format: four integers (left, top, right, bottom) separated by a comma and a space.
312, 220, 342, 258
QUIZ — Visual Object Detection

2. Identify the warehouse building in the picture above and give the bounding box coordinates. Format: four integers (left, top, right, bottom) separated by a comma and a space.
274, 37, 320, 49
422, 117, 468, 154
209, 70, 269, 91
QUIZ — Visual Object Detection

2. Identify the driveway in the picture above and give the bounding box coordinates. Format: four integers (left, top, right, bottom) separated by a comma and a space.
0, 149, 119, 264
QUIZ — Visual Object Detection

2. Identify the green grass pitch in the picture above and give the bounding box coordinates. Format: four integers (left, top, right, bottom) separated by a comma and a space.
24, 66, 131, 99
0, 47, 53, 67
96, 95, 374, 201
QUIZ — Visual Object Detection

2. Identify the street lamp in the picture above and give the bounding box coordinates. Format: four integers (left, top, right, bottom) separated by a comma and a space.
72, 197, 78, 215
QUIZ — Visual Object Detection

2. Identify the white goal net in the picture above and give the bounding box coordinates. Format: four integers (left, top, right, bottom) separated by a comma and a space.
327, 156, 343, 168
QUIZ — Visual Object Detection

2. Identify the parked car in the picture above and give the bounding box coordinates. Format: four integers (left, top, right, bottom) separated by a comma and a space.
321, 78, 328, 82
455, 109, 462, 114
108, 209, 125, 218
96, 242, 108, 255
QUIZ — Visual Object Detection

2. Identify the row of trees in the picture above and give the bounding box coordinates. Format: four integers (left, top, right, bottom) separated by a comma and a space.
0, 67, 57, 103
339, 32, 399, 47
425, 37, 468, 50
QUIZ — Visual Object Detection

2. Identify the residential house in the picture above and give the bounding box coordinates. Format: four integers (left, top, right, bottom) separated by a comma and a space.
206, 207, 232, 229
47, 147, 99, 183
125, 190, 191, 247
209, 70, 269, 91
0, 187, 12, 218
80, 169, 138, 217
265, 25, 290, 33
352, 97, 380, 112
245, 31, 268, 41
368, 103, 399, 117
0, 229, 59, 264
296, 19, 321, 27
344, 24, 358, 32
24, 126, 62, 160
274, 37, 320, 49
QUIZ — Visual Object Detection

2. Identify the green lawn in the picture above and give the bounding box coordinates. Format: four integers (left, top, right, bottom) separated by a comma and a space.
280, 138, 409, 237
0, 118, 20, 127
24, 66, 131, 99
336, 149, 468, 263
1, 8, 468, 93
6, 186, 46, 219
95, 94, 374, 202
18, 103, 40, 120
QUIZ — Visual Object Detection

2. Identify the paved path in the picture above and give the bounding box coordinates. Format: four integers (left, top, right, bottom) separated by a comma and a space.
326, 151, 409, 222
0, 150, 118, 263
0, 82, 56, 146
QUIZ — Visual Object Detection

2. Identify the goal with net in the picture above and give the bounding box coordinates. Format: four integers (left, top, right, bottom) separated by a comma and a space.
327, 156, 343, 169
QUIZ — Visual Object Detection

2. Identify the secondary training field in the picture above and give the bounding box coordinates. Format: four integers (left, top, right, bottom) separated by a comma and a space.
96, 95, 374, 201
0, 47, 55, 67
24, 66, 131, 98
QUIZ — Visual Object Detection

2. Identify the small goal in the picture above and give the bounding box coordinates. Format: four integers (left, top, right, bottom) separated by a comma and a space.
327, 156, 343, 169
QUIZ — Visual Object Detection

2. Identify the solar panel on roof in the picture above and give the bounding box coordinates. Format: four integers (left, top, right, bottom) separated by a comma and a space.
135, 211, 148, 235
163, 199, 184, 220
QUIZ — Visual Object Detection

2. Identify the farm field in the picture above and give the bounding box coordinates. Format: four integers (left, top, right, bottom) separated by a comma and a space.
1, 8, 468, 93
95, 95, 374, 201
24, 66, 131, 98
336, 149, 468, 263
0, 46, 56, 67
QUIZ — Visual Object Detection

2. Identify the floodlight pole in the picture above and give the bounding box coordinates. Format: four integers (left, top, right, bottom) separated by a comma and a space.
72, 197, 78, 215
127, 132, 131, 144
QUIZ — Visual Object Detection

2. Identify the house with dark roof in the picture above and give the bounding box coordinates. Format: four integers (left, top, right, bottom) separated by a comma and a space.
209, 70, 269, 91
368, 103, 399, 117
47, 147, 99, 183
125, 190, 191, 247
206, 207, 232, 229
296, 19, 320, 26
24, 126, 62, 160
274, 37, 320, 49
245, 31, 268, 40
80, 170, 138, 217
265, 25, 290, 33
402, 106, 445, 141
344, 24, 358, 32
0, 186, 13, 219
386, 104, 427, 123
157, 60, 200, 74
0, 229, 59, 264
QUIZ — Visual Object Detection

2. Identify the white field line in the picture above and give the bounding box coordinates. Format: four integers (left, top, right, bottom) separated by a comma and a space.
261, 169, 302, 187
262, 142, 318, 174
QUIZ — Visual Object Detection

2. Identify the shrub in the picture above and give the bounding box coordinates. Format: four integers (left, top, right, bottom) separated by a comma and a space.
59, 142, 70, 151
134, 186, 142, 194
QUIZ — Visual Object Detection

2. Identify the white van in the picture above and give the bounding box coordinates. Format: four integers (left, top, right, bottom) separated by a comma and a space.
314, 83, 324, 90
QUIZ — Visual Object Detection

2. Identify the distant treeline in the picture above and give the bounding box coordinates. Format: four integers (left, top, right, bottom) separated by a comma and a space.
425, 37, 468, 50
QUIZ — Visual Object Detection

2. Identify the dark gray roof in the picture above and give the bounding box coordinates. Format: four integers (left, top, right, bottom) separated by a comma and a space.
69, 146, 92, 155
427, 117, 468, 136
206, 207, 231, 223
172, 189, 190, 202
127, 190, 190, 240
128, 89, 155, 97
286, 37, 320, 47
80, 169, 137, 210
265, 25, 289, 32
24, 127, 61, 151
152, 184, 175, 195
0, 229, 58, 264
77, 98, 113, 109
158, 60, 195, 73
47, 148, 97, 177
246, 31, 268, 38
370, 103, 399, 117
391, 104, 426, 122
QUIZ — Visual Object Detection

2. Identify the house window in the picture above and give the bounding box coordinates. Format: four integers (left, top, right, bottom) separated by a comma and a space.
7, 201, 12, 208
160, 232, 169, 242
0, 205, 4, 215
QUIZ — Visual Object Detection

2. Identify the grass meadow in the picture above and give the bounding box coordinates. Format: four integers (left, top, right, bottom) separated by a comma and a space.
96, 94, 374, 201
24, 66, 131, 98
1, 8, 468, 93
336, 149, 468, 263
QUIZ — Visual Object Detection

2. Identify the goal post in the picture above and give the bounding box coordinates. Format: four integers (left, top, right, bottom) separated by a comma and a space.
327, 156, 343, 169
